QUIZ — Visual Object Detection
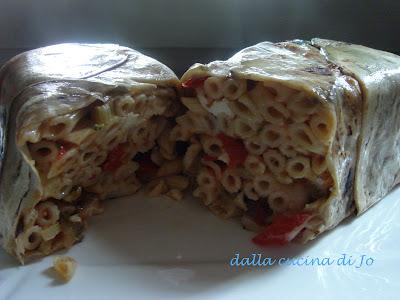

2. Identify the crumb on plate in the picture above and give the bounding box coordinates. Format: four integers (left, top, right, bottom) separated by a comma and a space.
53, 256, 77, 282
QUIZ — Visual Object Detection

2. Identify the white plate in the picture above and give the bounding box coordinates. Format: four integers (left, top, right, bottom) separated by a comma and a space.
1, 189, 399, 300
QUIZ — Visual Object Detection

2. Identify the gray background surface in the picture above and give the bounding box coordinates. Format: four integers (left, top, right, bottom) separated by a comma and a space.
1, 0, 399, 75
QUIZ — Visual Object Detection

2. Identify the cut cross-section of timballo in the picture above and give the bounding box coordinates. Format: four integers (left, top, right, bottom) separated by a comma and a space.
178, 76, 335, 225
17, 85, 188, 257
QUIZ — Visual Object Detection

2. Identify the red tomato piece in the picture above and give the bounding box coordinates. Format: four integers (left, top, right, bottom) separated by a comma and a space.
181, 77, 208, 89
217, 133, 248, 168
102, 144, 126, 172
203, 154, 217, 161
252, 213, 311, 246
56, 145, 67, 160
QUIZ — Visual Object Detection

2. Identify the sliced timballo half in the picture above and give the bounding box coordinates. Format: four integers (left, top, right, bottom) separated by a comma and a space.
0, 44, 184, 262
179, 39, 400, 245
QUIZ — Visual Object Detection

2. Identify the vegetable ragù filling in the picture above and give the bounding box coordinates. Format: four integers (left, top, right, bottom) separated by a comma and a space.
179, 76, 337, 244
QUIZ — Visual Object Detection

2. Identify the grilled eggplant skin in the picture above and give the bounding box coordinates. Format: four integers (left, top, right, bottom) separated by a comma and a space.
311, 38, 400, 214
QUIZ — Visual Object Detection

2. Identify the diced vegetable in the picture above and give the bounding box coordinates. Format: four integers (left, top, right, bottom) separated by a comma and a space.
252, 212, 311, 246
102, 144, 126, 172
182, 77, 208, 89
57, 145, 67, 160
94, 123, 104, 131
136, 153, 158, 180
203, 154, 217, 161
217, 133, 248, 168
